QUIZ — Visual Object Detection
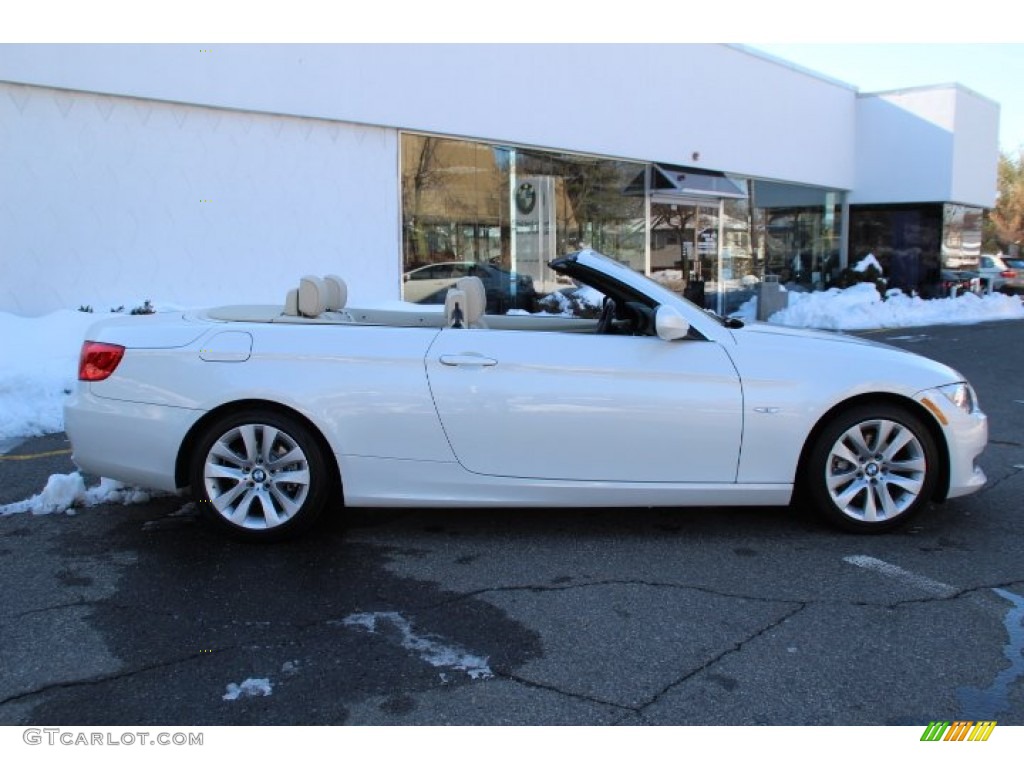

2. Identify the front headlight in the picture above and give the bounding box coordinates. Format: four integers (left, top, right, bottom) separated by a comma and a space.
937, 382, 979, 414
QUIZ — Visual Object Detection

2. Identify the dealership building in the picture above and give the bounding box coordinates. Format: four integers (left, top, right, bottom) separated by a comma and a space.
0, 44, 1000, 316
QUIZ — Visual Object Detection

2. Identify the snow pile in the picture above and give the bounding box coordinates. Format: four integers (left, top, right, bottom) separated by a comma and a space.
0, 301, 199, 442
526, 286, 605, 316
0, 310, 100, 441
853, 253, 883, 273
652, 269, 684, 281
573, 285, 605, 308
733, 283, 1024, 331
0, 472, 152, 516
222, 678, 273, 701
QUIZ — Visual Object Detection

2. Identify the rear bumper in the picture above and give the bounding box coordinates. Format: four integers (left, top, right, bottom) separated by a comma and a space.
64, 387, 202, 492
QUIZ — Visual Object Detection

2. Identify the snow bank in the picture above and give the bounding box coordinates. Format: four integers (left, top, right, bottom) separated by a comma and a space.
538, 286, 604, 314
733, 284, 1024, 331
0, 302, 197, 442
0, 471, 153, 516
0, 310, 99, 441
853, 253, 883, 273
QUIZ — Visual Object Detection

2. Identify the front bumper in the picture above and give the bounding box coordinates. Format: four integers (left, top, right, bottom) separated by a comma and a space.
916, 389, 988, 500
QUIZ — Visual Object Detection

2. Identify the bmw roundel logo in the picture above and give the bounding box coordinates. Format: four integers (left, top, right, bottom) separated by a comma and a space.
515, 182, 536, 215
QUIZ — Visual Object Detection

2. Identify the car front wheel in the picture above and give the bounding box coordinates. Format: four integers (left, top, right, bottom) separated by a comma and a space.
806, 404, 939, 533
191, 410, 331, 541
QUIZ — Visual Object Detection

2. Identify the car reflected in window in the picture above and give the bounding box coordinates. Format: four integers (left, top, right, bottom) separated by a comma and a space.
402, 261, 537, 313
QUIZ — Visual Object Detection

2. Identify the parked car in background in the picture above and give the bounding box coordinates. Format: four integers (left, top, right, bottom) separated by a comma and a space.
977, 255, 1024, 295
1007, 257, 1024, 277
939, 268, 982, 297
403, 261, 537, 313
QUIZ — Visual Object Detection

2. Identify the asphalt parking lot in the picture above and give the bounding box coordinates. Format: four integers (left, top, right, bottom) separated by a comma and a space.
1, 320, 1022, 726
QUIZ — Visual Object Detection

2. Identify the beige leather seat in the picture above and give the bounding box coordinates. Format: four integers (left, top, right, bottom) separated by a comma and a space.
323, 274, 347, 311
297, 275, 328, 318
445, 276, 487, 329
444, 288, 468, 328
283, 288, 299, 316
285, 274, 347, 317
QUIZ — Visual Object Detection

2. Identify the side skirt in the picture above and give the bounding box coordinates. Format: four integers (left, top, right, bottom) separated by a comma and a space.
339, 455, 793, 508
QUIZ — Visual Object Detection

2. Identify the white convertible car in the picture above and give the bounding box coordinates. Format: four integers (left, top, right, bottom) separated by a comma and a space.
65, 250, 988, 540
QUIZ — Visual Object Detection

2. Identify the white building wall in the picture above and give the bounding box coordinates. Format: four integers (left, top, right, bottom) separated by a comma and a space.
0, 45, 1001, 315
0, 44, 858, 190
851, 85, 998, 207
0, 82, 399, 315
950, 87, 1001, 207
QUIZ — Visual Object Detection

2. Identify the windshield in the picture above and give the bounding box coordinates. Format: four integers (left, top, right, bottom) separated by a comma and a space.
551, 249, 743, 329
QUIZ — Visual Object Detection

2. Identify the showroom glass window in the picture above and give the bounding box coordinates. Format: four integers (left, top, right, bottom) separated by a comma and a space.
400, 133, 645, 315
942, 204, 983, 268
848, 204, 941, 294
751, 181, 844, 292
718, 194, 758, 315
846, 203, 981, 296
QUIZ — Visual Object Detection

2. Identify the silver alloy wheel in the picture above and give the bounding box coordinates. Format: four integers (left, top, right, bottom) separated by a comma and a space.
203, 423, 311, 530
824, 418, 927, 523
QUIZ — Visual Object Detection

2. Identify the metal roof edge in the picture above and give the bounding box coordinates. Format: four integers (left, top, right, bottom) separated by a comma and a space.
726, 44, 860, 92
859, 82, 999, 107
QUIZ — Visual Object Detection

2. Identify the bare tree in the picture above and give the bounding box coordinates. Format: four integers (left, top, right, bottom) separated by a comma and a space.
649, 205, 697, 276
402, 136, 443, 265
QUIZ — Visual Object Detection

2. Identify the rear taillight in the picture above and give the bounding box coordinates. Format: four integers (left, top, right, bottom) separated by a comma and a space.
78, 341, 125, 382
1001, 270, 1017, 278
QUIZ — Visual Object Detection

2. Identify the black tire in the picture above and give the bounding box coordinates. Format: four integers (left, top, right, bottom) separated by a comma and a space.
805, 403, 939, 533
191, 409, 332, 541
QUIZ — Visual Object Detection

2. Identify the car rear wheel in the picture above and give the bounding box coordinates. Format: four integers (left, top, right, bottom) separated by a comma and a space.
191, 410, 331, 541
806, 404, 938, 533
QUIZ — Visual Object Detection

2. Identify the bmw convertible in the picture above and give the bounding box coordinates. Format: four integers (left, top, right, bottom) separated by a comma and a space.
64, 250, 988, 540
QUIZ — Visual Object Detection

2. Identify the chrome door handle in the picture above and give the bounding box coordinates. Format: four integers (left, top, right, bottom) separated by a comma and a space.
439, 354, 498, 367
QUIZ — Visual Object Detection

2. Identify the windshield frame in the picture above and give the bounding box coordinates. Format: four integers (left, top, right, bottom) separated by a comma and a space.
549, 250, 736, 340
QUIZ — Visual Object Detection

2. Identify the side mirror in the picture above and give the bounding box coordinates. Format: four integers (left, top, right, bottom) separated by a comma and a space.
655, 305, 691, 341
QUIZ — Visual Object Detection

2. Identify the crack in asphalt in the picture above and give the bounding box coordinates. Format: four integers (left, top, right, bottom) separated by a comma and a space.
891, 580, 1024, 609
415, 576, 1024, 612
486, 602, 811, 719
0, 650, 231, 708
626, 602, 809, 721
421, 578, 809, 611
977, 463, 1024, 495
495, 669, 636, 714
3, 599, 95, 621
37, 575, 1008, 632
3, 598, 194, 622
8, 575, 1021, 719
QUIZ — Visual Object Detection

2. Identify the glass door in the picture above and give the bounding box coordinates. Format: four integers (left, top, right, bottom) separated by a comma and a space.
649, 199, 722, 312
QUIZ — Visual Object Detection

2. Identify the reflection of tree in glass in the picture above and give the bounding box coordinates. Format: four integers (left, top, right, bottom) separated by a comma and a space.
518, 152, 643, 260
401, 136, 506, 268
650, 204, 698, 277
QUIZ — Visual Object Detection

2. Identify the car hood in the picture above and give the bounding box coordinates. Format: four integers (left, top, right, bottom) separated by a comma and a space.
728, 321, 966, 389
733, 321, 886, 347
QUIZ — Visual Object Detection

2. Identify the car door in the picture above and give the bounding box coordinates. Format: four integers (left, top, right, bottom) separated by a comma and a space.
425, 327, 743, 483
